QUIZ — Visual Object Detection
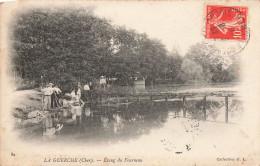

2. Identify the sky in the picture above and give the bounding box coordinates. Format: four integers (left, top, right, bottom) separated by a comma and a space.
92, 2, 205, 56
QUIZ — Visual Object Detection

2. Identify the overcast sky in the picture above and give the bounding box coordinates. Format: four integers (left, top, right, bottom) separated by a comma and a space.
92, 2, 205, 56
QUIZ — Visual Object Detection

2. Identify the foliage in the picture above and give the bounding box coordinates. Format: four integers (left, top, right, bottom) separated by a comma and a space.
11, 8, 240, 91
185, 42, 240, 83
179, 58, 205, 84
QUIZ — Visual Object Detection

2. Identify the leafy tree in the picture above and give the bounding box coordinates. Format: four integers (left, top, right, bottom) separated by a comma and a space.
11, 8, 114, 90
184, 42, 239, 83
11, 8, 169, 90
179, 58, 205, 84
164, 49, 183, 82
11, 9, 240, 91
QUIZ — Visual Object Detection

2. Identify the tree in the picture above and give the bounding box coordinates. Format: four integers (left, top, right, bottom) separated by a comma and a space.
184, 42, 239, 83
179, 58, 205, 84
111, 27, 168, 85
164, 49, 183, 82
11, 8, 114, 90
11, 8, 169, 90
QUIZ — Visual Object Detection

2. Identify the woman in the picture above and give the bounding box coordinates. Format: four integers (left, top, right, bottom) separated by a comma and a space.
71, 86, 81, 102
52, 85, 62, 107
62, 94, 73, 108
71, 88, 76, 99
76, 85, 81, 101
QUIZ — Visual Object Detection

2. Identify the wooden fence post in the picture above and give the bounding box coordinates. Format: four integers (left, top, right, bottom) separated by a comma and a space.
225, 96, 229, 123
203, 96, 207, 120
126, 97, 128, 103
183, 96, 186, 118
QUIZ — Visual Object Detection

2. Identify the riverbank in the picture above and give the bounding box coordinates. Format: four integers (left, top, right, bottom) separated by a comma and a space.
11, 85, 240, 110
11, 88, 43, 109
9, 85, 240, 125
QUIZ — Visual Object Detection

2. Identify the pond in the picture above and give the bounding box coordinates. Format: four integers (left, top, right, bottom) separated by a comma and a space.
17, 96, 243, 146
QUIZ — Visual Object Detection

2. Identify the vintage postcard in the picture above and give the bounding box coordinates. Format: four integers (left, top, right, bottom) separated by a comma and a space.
0, 0, 260, 165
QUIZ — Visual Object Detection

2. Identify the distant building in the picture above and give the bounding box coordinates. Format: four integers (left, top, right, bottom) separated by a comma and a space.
133, 77, 145, 90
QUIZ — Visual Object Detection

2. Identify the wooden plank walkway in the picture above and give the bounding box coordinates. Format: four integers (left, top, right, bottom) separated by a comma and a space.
89, 90, 240, 123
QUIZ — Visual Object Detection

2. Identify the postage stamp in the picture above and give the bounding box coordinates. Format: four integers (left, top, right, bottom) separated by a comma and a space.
206, 5, 248, 40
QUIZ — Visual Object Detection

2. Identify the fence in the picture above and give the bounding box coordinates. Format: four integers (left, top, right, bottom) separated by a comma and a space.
92, 91, 238, 123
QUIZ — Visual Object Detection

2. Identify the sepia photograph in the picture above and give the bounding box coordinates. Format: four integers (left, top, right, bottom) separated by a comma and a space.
0, 1, 259, 165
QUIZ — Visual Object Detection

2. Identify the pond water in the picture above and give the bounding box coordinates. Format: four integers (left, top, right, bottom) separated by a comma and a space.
18, 97, 243, 145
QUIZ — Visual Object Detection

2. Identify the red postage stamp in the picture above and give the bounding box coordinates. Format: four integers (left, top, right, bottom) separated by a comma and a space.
205, 5, 248, 40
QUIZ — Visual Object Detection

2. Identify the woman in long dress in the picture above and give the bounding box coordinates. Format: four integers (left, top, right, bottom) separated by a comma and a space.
71, 86, 81, 102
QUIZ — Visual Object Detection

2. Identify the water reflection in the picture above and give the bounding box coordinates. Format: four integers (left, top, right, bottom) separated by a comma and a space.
19, 98, 243, 143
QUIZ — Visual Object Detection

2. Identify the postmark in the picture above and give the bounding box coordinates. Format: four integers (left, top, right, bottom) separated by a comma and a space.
204, 5, 250, 56
206, 5, 247, 40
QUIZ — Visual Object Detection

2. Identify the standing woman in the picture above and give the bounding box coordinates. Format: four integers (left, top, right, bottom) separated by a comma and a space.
83, 82, 90, 101
42, 83, 53, 111
71, 87, 76, 99
76, 85, 81, 101
99, 76, 106, 89
71, 86, 81, 102
48, 83, 55, 108
53, 85, 62, 107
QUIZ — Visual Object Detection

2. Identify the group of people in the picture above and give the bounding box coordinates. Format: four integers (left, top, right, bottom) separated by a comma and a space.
82, 76, 107, 100
42, 76, 107, 111
41, 83, 62, 110
40, 76, 107, 137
